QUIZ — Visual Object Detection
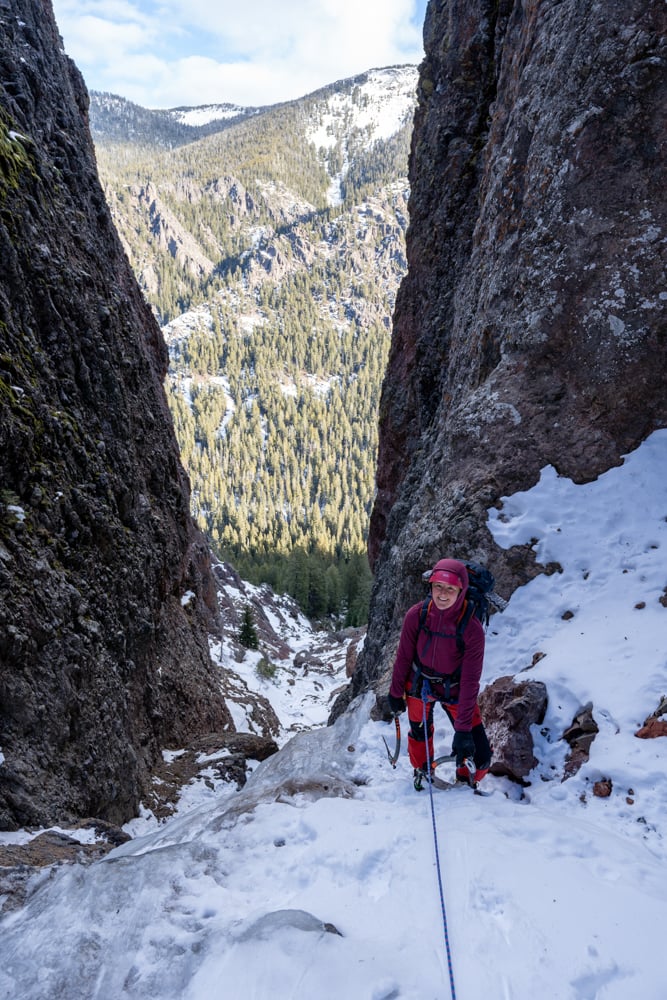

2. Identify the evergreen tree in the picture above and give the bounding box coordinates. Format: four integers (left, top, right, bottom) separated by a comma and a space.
238, 604, 259, 649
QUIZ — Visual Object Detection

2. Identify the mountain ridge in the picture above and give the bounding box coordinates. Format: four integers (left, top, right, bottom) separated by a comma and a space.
90, 65, 419, 611
89, 64, 418, 151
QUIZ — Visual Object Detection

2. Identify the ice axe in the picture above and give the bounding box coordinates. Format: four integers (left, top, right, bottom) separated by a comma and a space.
382, 713, 401, 767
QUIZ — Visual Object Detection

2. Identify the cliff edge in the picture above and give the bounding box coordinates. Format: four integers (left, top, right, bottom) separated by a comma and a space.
0, 0, 231, 829
338, 0, 666, 712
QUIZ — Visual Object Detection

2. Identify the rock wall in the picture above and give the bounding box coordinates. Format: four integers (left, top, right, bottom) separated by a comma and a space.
337, 0, 666, 712
0, 0, 232, 829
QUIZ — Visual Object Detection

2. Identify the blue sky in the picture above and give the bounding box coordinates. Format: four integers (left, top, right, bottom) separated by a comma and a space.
51, 0, 428, 109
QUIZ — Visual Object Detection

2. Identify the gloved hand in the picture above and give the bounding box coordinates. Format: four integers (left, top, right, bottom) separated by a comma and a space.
387, 693, 406, 715
452, 730, 475, 764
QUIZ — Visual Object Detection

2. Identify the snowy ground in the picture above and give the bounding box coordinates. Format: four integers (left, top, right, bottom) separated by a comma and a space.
1, 429, 666, 1000
209, 580, 351, 741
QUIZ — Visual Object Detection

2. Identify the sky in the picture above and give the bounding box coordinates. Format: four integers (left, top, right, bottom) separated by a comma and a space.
49, 0, 428, 109
1, 428, 666, 999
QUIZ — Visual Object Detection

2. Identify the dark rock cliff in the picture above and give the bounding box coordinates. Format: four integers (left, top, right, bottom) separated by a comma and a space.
0, 0, 232, 829
336, 0, 666, 712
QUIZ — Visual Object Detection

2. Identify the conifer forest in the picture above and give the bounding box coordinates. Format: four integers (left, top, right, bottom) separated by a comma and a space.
90, 68, 417, 623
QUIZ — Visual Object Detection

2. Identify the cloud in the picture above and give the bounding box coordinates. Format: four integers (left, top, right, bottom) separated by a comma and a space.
51, 0, 426, 108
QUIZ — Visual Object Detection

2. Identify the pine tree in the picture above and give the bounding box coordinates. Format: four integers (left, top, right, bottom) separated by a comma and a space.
238, 604, 259, 649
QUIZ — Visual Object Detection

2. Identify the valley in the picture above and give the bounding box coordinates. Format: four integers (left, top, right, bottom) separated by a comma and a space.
90, 66, 418, 621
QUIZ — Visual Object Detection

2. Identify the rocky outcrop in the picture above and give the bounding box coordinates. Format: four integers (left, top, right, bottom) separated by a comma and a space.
562, 702, 599, 777
635, 696, 667, 740
0, 0, 232, 829
138, 182, 218, 278
334, 0, 667, 714
478, 676, 548, 784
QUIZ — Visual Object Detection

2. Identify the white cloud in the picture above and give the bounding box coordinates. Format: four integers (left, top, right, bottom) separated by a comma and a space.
52, 0, 426, 108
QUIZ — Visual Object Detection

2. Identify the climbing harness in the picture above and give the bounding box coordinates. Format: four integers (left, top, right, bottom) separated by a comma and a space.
382, 713, 401, 767
411, 659, 461, 706
420, 677, 459, 1000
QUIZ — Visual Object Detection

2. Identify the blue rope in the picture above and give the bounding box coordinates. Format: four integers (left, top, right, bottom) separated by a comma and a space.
421, 679, 458, 1000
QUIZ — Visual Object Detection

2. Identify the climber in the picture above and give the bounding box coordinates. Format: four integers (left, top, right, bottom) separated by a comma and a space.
387, 558, 492, 789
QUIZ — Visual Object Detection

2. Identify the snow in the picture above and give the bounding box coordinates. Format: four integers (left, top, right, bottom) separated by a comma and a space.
169, 104, 251, 127
307, 66, 417, 208
211, 576, 348, 736
162, 303, 213, 347
1, 430, 667, 999
307, 67, 417, 151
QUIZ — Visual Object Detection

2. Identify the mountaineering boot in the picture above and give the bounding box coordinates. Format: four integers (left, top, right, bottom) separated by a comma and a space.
456, 760, 490, 786
456, 759, 477, 786
413, 766, 434, 791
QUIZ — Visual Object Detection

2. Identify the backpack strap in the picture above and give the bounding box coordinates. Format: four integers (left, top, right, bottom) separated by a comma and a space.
412, 595, 463, 703
454, 597, 474, 656
417, 597, 432, 650
419, 595, 473, 656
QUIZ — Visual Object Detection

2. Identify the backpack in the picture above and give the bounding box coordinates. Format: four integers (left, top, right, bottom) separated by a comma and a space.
418, 560, 506, 656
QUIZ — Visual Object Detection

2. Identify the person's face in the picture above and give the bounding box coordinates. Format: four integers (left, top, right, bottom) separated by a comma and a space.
431, 581, 461, 610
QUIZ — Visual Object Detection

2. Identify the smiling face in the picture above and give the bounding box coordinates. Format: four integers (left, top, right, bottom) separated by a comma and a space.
430, 581, 461, 610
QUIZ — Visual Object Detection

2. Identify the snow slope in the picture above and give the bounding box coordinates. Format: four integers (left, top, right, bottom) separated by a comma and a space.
307, 66, 418, 149
1, 430, 666, 1000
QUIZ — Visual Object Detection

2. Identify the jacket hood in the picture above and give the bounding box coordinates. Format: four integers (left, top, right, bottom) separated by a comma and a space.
429, 558, 468, 591
427, 558, 468, 619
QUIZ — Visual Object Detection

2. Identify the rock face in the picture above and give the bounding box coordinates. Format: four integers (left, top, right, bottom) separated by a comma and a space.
335, 0, 667, 713
0, 0, 232, 829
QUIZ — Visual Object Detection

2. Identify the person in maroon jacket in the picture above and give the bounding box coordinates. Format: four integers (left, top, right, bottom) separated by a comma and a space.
387, 558, 492, 789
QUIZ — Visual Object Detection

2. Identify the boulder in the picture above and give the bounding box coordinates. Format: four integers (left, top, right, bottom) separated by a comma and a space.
479, 676, 548, 784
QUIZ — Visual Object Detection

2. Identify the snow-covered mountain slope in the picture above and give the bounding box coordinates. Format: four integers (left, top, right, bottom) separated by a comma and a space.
210, 561, 361, 740
90, 65, 417, 153
164, 64, 418, 142
305, 65, 417, 207
306, 65, 418, 148
169, 103, 257, 127
1, 431, 665, 999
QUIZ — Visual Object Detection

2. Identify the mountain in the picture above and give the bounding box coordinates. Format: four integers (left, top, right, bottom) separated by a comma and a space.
89, 66, 417, 322
89, 67, 419, 611
89, 92, 264, 148
89, 65, 417, 151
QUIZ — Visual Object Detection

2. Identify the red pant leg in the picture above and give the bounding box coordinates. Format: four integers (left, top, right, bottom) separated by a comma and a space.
443, 702, 484, 727
444, 702, 491, 782
406, 694, 435, 770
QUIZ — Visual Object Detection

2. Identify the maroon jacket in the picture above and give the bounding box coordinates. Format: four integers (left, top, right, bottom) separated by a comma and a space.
389, 590, 485, 732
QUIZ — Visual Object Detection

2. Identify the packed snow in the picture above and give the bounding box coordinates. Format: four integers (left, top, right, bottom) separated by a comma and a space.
1, 430, 666, 1000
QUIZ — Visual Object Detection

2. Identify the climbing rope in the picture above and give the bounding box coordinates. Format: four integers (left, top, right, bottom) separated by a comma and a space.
421, 679, 458, 1000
